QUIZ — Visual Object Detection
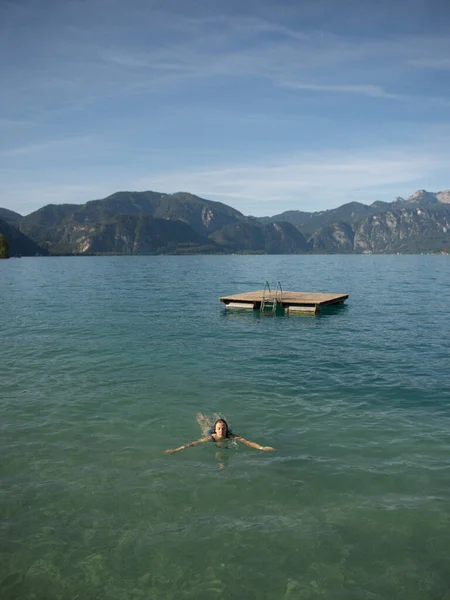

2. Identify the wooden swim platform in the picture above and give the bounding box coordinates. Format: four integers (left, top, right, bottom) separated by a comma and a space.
220, 282, 348, 315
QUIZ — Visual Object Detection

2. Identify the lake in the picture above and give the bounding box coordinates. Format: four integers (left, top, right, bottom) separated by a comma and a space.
1, 254, 450, 599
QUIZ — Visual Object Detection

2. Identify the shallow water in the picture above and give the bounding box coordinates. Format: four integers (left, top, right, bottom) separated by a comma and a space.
1, 255, 450, 599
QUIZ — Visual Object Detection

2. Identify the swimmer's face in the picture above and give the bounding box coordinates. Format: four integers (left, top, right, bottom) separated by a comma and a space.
214, 421, 227, 438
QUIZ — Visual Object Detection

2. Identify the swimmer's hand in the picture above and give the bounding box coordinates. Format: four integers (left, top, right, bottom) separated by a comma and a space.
233, 435, 275, 452
165, 437, 210, 455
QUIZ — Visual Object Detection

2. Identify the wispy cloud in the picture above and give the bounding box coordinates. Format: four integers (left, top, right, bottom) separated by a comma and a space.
0, 181, 113, 215
0, 135, 95, 158
96, 22, 450, 104
280, 82, 402, 99
1, 0, 449, 216
2, 4, 449, 125
2, 139, 449, 216
0, 117, 36, 130
410, 58, 450, 69
133, 145, 450, 214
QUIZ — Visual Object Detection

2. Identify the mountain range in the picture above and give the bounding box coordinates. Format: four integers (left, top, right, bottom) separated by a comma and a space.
1, 188, 449, 256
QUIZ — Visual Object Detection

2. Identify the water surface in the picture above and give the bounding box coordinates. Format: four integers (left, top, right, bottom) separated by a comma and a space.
1, 255, 450, 599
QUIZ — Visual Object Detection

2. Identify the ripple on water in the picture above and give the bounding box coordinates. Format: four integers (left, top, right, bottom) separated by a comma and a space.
1, 255, 450, 599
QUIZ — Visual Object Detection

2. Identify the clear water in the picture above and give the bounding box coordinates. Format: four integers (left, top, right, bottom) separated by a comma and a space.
1, 255, 450, 600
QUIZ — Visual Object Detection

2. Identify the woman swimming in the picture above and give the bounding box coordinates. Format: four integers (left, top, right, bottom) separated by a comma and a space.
165, 413, 275, 454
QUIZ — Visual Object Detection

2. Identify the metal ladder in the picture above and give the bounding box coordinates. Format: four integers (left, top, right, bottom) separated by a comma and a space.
260, 281, 272, 313
275, 281, 283, 309
260, 281, 282, 313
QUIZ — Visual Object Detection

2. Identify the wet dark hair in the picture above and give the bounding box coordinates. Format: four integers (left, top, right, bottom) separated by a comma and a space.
211, 418, 232, 438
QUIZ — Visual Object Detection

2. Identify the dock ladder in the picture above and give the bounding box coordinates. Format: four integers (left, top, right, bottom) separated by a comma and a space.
275, 281, 283, 308
260, 281, 283, 313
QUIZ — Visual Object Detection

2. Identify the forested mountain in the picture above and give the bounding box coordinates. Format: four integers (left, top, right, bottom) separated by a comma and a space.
0, 218, 48, 256
209, 220, 309, 253
0, 208, 23, 225
49, 214, 221, 255
1, 188, 449, 255
258, 202, 374, 236
17, 191, 247, 254
257, 190, 450, 253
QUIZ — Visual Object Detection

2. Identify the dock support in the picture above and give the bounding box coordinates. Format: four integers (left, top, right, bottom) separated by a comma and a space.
225, 302, 255, 309
286, 305, 318, 315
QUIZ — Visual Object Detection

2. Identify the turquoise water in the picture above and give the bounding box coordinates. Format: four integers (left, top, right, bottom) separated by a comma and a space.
1, 255, 450, 600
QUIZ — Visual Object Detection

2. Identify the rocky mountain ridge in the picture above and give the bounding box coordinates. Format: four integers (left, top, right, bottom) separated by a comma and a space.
393, 189, 450, 205
1, 188, 449, 255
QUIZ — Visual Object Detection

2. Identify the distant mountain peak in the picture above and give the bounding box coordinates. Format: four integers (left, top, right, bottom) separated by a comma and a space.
6, 184, 450, 255
0, 207, 23, 223
406, 189, 438, 204
436, 190, 450, 204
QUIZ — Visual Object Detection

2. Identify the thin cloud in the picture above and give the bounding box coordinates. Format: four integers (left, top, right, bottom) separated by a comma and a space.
1, 1, 450, 216
133, 146, 450, 214
3, 6, 450, 117
0, 182, 113, 215
1, 144, 449, 216
0, 117, 36, 129
0, 135, 95, 158
281, 82, 402, 100
96, 25, 450, 104
410, 58, 450, 69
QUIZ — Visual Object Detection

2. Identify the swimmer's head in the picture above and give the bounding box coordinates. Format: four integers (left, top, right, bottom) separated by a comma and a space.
213, 418, 229, 439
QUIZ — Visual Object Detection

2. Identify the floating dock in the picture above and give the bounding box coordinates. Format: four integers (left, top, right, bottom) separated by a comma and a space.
220, 284, 348, 315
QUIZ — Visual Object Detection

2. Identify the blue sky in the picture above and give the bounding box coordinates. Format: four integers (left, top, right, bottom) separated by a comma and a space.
1, 0, 450, 216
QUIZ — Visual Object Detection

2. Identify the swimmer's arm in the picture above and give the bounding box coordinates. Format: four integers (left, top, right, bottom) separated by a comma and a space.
231, 435, 275, 451
165, 437, 210, 455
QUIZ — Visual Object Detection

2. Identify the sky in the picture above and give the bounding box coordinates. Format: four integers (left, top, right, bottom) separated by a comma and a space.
1, 0, 450, 217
